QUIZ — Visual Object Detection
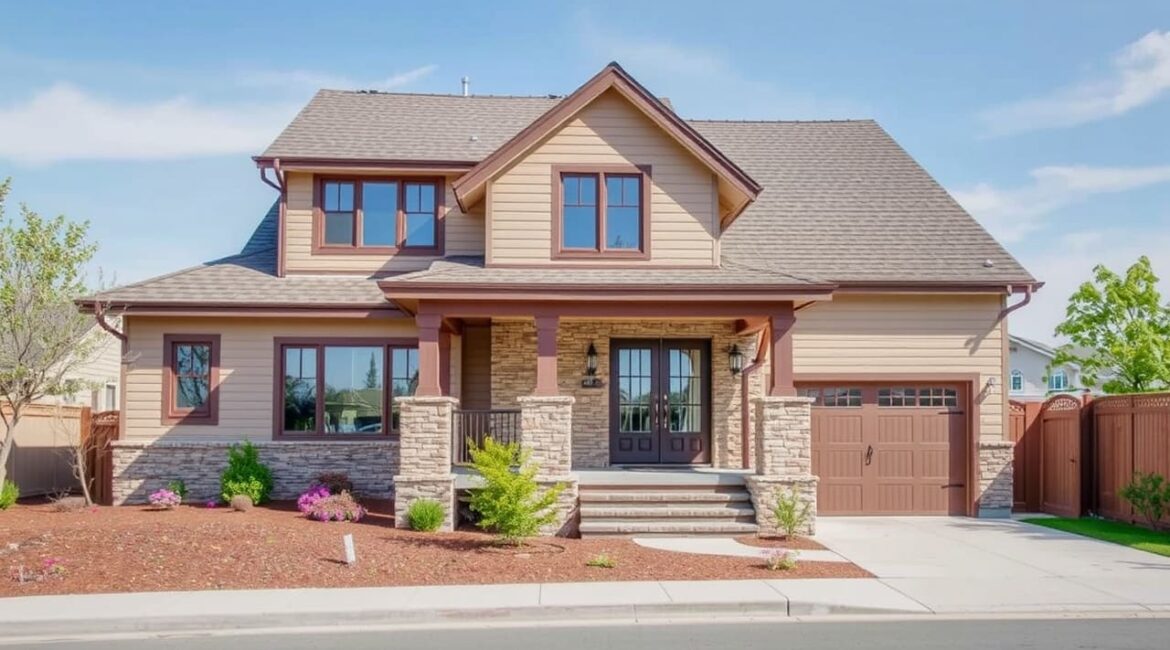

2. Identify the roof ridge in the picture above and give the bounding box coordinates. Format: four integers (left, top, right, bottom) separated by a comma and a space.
318, 89, 565, 100
687, 118, 877, 124
92, 247, 276, 298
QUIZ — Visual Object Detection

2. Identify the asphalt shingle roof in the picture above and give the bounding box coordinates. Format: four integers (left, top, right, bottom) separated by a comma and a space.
97, 88, 1034, 307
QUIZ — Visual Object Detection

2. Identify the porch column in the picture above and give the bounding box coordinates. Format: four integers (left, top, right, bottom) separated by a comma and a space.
768, 302, 797, 397
416, 312, 443, 396
393, 395, 458, 531
745, 394, 818, 536
533, 314, 560, 396
518, 395, 579, 536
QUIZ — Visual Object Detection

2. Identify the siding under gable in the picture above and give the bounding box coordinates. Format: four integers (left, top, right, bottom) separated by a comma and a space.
489, 89, 718, 266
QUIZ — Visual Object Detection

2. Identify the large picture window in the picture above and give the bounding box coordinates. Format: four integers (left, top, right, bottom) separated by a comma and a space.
162, 334, 220, 425
277, 339, 418, 437
315, 177, 443, 253
553, 165, 650, 258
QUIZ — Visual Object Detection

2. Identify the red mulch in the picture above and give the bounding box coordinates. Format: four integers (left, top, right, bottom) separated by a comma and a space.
734, 535, 826, 550
0, 501, 869, 597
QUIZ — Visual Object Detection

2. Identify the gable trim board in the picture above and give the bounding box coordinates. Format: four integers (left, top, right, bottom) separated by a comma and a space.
450, 63, 761, 221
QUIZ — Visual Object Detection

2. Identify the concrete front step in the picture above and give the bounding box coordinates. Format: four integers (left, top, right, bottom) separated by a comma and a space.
579, 519, 759, 537
580, 503, 756, 520
579, 490, 752, 504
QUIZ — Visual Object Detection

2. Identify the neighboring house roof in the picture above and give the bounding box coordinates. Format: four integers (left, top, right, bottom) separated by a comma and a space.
1010, 334, 1059, 360
90, 62, 1036, 309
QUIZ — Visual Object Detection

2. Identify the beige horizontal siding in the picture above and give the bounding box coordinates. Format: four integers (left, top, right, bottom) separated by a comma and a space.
489, 89, 718, 266
284, 172, 484, 274
793, 294, 1007, 441
122, 316, 418, 443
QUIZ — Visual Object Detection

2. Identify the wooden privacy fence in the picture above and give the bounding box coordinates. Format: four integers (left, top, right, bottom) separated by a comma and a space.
1012, 392, 1170, 525
0, 404, 117, 504
83, 410, 119, 506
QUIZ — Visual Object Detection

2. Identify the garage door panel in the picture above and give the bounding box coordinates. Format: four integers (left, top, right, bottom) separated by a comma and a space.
802, 381, 968, 516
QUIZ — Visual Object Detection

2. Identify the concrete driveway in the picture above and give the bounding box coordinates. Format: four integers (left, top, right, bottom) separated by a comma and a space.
814, 517, 1170, 613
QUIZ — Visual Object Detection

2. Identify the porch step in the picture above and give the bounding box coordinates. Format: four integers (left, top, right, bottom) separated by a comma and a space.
577, 484, 758, 537
579, 519, 759, 537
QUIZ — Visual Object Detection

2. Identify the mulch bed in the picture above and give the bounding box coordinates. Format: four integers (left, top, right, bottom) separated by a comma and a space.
734, 535, 827, 550
0, 501, 868, 597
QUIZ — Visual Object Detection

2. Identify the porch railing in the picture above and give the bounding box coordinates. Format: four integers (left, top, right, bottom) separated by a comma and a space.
452, 409, 522, 465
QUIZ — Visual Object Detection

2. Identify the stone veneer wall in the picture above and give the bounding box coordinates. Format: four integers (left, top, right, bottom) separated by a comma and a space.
978, 439, 1015, 517
491, 320, 761, 469
111, 440, 399, 505
745, 395, 818, 535
393, 396, 457, 530
518, 395, 579, 536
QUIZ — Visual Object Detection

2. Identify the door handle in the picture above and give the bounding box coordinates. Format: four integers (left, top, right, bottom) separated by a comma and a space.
865, 445, 874, 466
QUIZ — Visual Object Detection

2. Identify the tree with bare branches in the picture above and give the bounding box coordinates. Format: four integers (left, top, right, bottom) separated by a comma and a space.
0, 178, 101, 489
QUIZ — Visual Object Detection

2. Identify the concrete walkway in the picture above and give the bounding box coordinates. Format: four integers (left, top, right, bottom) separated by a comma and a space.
814, 517, 1170, 613
632, 536, 849, 562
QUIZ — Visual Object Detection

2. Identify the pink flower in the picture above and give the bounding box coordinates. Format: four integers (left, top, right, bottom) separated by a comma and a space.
205, 500, 218, 508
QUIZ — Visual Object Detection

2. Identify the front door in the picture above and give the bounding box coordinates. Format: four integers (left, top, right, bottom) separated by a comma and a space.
609, 339, 710, 464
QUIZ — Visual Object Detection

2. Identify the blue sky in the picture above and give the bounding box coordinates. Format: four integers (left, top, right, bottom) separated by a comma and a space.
1, 1, 1168, 343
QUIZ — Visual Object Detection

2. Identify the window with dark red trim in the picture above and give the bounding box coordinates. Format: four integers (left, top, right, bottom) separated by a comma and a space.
315, 177, 442, 253
554, 167, 649, 257
162, 334, 219, 425
278, 341, 418, 437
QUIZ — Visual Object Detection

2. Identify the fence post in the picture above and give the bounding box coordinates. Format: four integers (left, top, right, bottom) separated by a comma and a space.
1023, 400, 1042, 512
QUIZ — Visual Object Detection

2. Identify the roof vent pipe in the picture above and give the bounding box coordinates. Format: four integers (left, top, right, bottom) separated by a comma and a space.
462, 76, 470, 97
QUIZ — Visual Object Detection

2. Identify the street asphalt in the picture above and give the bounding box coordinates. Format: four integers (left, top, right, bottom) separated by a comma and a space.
17, 617, 1170, 650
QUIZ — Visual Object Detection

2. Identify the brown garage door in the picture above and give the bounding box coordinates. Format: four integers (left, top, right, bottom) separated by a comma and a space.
800, 383, 968, 515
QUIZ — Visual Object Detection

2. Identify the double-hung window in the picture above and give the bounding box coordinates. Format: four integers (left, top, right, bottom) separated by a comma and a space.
277, 339, 419, 437
317, 177, 442, 253
1048, 370, 1069, 392
555, 166, 649, 258
163, 334, 219, 424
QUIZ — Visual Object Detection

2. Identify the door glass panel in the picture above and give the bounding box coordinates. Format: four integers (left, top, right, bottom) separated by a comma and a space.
667, 347, 703, 433
617, 347, 652, 433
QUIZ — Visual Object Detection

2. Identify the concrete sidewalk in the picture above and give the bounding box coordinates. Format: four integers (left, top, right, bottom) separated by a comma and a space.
0, 579, 925, 638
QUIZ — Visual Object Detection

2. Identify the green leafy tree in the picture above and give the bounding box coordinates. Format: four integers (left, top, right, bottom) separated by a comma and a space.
468, 437, 564, 545
0, 178, 100, 487
1052, 256, 1170, 394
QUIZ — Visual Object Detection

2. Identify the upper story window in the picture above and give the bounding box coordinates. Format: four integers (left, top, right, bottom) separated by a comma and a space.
553, 165, 650, 259
1048, 370, 1069, 392
315, 177, 443, 254
162, 334, 219, 425
1010, 370, 1023, 393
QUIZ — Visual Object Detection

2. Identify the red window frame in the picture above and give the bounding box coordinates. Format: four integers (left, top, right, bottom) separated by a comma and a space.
312, 176, 445, 255
551, 164, 651, 260
161, 334, 220, 425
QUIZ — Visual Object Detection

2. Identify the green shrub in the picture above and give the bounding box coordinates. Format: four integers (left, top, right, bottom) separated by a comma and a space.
586, 552, 615, 569
167, 479, 188, 500
0, 480, 18, 510
406, 499, 446, 532
1120, 472, 1170, 531
468, 437, 564, 545
220, 442, 273, 504
772, 488, 812, 539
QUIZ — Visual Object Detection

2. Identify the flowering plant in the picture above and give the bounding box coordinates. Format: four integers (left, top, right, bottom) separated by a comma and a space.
297, 484, 331, 513
148, 488, 182, 509
305, 491, 365, 522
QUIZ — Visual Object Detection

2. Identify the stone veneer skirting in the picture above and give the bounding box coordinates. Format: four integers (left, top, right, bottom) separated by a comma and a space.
110, 440, 399, 505
978, 439, 1015, 517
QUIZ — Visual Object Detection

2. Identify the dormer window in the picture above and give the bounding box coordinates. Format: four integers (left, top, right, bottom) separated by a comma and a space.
552, 165, 650, 259
314, 177, 443, 254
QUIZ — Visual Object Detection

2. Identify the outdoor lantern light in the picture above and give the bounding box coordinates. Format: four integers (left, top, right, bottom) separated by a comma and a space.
729, 344, 745, 375
585, 342, 598, 376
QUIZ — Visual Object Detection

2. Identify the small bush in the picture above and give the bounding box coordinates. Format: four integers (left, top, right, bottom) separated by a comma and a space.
0, 480, 19, 510
406, 499, 446, 532
313, 472, 353, 495
306, 491, 366, 522
1120, 472, 1170, 531
220, 442, 274, 504
772, 489, 812, 539
167, 480, 188, 500
764, 549, 799, 571
297, 484, 331, 513
148, 488, 182, 509
468, 437, 565, 545
586, 552, 615, 569
230, 494, 254, 512
50, 495, 87, 512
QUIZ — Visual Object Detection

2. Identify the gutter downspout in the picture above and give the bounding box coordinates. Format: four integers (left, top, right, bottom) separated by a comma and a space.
998, 284, 1034, 321
740, 325, 769, 469
259, 159, 287, 277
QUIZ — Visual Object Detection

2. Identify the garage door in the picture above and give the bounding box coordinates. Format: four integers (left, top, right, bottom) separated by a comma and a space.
800, 383, 968, 515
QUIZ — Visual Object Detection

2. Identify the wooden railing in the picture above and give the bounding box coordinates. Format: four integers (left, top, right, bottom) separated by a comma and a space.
452, 409, 521, 465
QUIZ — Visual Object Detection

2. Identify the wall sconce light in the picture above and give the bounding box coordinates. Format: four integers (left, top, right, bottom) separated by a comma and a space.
729, 344, 745, 375
585, 342, 598, 376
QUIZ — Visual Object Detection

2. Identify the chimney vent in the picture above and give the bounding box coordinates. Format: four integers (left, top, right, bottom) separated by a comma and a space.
461, 76, 470, 97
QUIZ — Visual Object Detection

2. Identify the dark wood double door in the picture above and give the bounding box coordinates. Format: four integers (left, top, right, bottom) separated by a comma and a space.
610, 339, 711, 464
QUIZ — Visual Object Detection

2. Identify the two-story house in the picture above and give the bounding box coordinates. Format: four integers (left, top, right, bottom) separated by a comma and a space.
83, 63, 1037, 534
1008, 335, 1086, 400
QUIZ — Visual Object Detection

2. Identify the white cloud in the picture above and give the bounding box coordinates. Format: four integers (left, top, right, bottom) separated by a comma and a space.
1010, 225, 1170, 345
981, 30, 1170, 135
237, 64, 438, 92
0, 83, 300, 165
952, 164, 1170, 243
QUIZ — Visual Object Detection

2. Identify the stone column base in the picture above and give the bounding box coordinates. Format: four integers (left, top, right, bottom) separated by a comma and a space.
538, 476, 579, 537
393, 475, 456, 531
978, 440, 1015, 518
746, 475, 818, 536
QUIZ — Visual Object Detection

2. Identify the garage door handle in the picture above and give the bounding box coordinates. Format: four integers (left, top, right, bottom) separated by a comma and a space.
864, 445, 873, 466
944, 483, 965, 488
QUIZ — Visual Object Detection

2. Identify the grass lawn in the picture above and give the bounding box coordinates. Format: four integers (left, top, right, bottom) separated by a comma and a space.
1023, 517, 1170, 557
